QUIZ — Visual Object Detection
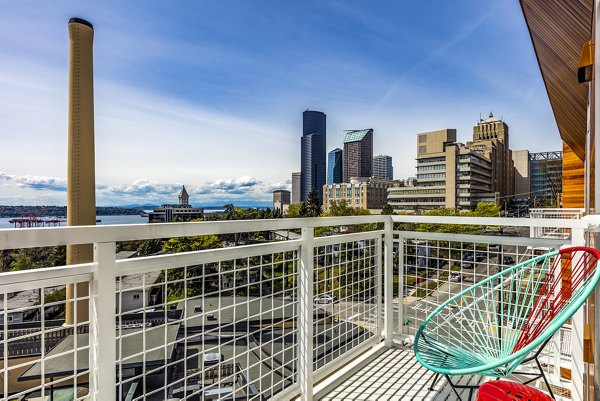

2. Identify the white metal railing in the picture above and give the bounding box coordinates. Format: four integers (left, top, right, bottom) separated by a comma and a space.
529, 208, 585, 239
0, 214, 596, 401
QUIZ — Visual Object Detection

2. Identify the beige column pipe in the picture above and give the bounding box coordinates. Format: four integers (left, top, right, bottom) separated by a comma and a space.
66, 18, 95, 326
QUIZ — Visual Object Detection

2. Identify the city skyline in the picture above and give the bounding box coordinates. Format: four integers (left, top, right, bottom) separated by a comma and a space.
0, 1, 561, 205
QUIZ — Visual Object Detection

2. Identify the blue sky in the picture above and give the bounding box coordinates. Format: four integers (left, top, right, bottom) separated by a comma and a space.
0, 1, 561, 206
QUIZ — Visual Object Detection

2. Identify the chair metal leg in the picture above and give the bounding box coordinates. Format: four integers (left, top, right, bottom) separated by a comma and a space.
534, 357, 556, 400
429, 372, 441, 391
444, 375, 478, 401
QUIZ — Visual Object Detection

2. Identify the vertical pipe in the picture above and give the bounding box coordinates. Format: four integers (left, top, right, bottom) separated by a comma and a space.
299, 226, 314, 401
66, 17, 95, 325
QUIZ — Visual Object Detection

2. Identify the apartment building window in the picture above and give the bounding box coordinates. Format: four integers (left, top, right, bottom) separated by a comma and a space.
418, 134, 427, 143
417, 165, 445, 172
418, 145, 427, 154
347, 188, 352, 197
417, 156, 445, 163
335, 188, 340, 197
416, 173, 445, 179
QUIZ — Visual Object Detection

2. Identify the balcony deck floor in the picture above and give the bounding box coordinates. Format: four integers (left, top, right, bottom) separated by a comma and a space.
320, 346, 481, 401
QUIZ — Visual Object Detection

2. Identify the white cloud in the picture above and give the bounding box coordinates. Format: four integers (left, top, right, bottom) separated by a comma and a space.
0, 172, 289, 206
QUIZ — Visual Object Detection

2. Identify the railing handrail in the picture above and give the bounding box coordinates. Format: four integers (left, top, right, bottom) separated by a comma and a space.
390, 214, 588, 228
0, 214, 592, 250
0, 215, 387, 249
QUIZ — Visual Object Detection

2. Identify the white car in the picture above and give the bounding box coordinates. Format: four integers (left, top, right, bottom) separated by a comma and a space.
314, 294, 338, 304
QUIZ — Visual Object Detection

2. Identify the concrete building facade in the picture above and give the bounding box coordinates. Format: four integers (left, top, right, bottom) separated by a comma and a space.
388, 129, 496, 212
322, 177, 396, 212
512, 150, 530, 200
272, 190, 291, 213
343, 129, 373, 182
301, 110, 326, 203
466, 113, 514, 200
327, 148, 343, 184
291, 172, 301, 204
373, 154, 393, 180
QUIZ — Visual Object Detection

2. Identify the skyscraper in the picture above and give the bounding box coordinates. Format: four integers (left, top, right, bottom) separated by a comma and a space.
301, 110, 326, 203
373, 154, 393, 180
291, 172, 301, 204
327, 148, 343, 184
466, 113, 514, 199
343, 129, 373, 182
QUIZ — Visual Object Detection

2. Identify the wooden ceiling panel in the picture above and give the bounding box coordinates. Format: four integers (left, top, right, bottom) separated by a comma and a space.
520, 0, 592, 161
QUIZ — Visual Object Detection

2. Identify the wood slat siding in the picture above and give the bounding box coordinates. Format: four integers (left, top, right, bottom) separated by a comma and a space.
520, 0, 592, 160
563, 141, 585, 208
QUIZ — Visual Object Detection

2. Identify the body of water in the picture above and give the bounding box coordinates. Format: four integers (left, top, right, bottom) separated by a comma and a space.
0, 214, 149, 229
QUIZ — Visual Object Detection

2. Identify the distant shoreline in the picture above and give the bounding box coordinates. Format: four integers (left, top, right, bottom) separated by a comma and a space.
0, 204, 271, 218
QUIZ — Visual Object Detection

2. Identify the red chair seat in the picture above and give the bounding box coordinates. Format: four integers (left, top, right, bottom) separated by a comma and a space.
476, 380, 553, 401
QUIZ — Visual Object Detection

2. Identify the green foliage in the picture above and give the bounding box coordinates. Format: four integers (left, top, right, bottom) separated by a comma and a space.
9, 252, 39, 271
299, 188, 322, 217
137, 239, 164, 256
324, 200, 370, 217
466, 202, 501, 218
314, 200, 373, 236
162, 234, 223, 253
284, 203, 302, 218
416, 202, 501, 234
381, 204, 395, 215
44, 288, 67, 303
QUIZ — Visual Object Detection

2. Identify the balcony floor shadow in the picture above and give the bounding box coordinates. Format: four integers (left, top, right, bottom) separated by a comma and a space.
319, 346, 481, 401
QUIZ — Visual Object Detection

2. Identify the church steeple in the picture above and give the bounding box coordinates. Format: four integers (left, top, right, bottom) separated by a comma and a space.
178, 185, 189, 206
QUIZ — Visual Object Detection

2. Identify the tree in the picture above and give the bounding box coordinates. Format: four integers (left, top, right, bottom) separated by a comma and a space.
9, 252, 39, 271
381, 204, 395, 215
301, 188, 322, 217
285, 203, 302, 218
162, 234, 223, 253
324, 200, 369, 217
138, 239, 164, 256
467, 202, 501, 218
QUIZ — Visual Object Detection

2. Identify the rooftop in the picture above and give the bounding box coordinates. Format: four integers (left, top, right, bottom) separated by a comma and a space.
344, 129, 372, 143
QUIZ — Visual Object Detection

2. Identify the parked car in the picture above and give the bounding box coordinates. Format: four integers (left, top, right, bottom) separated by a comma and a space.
503, 256, 515, 265
475, 252, 486, 262
314, 294, 338, 304
449, 272, 462, 282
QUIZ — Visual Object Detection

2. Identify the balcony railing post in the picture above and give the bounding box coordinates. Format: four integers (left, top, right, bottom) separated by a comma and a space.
397, 232, 404, 337
90, 241, 117, 401
299, 226, 314, 401
384, 218, 394, 347
570, 227, 586, 401
376, 231, 383, 336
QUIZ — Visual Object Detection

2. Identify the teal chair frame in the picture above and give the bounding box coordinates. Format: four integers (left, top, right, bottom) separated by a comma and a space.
414, 246, 600, 400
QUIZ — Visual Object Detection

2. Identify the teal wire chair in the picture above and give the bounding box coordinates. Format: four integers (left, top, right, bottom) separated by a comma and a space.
414, 246, 600, 400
